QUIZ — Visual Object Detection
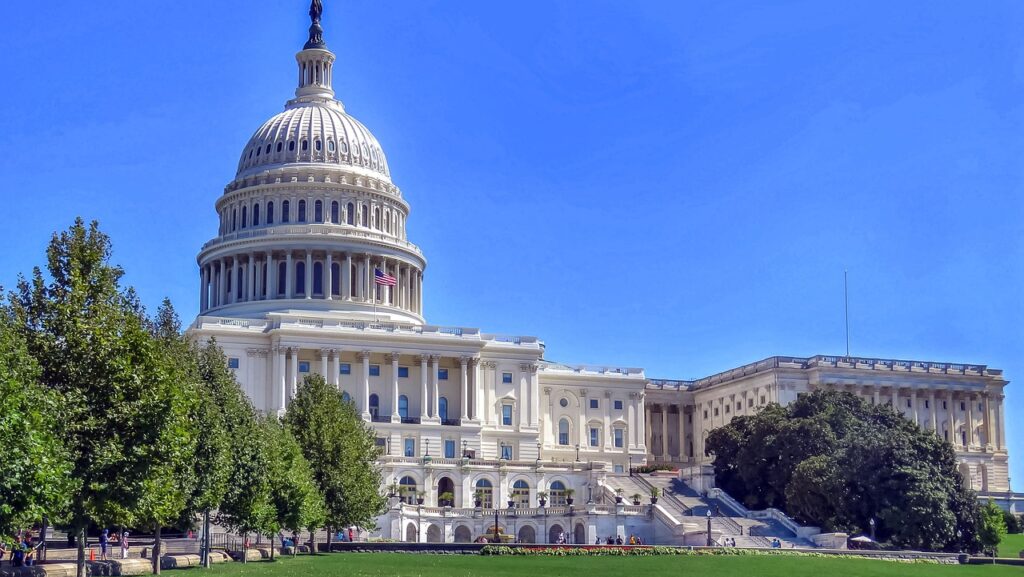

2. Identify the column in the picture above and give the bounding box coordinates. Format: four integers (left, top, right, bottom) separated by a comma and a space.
910, 388, 918, 425
289, 348, 298, 399
995, 395, 1005, 450
268, 252, 276, 300
529, 364, 540, 427
248, 252, 256, 301
644, 405, 652, 453
663, 405, 671, 457
872, 386, 880, 406
983, 393, 993, 449
518, 365, 530, 428
603, 393, 612, 450
330, 349, 339, 388
285, 252, 294, 298
395, 265, 403, 308
343, 253, 352, 300
891, 386, 899, 410
627, 393, 637, 449
199, 266, 206, 311
228, 257, 236, 304
460, 357, 469, 421
419, 355, 429, 419
275, 346, 286, 412
325, 251, 333, 300
390, 353, 400, 422
320, 348, 329, 379
578, 389, 587, 451
678, 404, 686, 460
305, 251, 312, 299
354, 257, 364, 300
360, 351, 371, 419
364, 255, 372, 302
930, 391, 938, 433
966, 392, 975, 448
431, 355, 441, 419
472, 358, 482, 421
486, 362, 496, 425
947, 390, 956, 448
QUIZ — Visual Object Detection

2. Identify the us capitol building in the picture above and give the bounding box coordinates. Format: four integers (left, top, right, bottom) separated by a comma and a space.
189, 3, 1015, 545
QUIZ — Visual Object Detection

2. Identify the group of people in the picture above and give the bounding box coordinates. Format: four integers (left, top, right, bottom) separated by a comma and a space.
98, 529, 130, 560
0, 531, 42, 567
595, 534, 644, 545
721, 537, 737, 547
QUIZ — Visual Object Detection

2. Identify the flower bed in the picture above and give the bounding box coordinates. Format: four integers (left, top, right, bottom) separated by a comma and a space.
479, 545, 943, 562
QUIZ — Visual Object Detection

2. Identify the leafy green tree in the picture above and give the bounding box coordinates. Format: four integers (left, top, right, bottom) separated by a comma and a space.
706, 389, 982, 552
262, 415, 325, 555
10, 219, 196, 577
1003, 510, 1021, 535
978, 500, 1007, 554
0, 296, 71, 538
284, 374, 386, 552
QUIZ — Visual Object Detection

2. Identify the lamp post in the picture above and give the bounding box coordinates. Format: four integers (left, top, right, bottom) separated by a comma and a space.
462, 439, 468, 459
869, 517, 876, 542
499, 441, 508, 461
537, 442, 542, 463
956, 529, 962, 554
424, 438, 430, 457
706, 510, 713, 546
628, 454, 632, 477
575, 443, 580, 462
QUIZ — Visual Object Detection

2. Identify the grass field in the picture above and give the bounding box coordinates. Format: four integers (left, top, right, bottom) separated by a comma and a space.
999, 533, 1024, 558
203, 552, 1024, 577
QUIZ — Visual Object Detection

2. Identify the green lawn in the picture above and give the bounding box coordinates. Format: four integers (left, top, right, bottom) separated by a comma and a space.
203, 552, 1024, 577
999, 534, 1024, 558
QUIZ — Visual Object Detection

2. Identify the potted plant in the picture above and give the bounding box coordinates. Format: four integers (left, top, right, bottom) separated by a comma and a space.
614, 488, 624, 504
439, 491, 455, 507
649, 487, 660, 505
537, 491, 548, 507
416, 490, 425, 505
631, 493, 642, 506
508, 499, 516, 508
399, 486, 412, 503
565, 488, 576, 506
387, 481, 399, 498
473, 489, 485, 508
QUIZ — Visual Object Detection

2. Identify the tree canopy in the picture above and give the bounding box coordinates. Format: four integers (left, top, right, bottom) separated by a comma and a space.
705, 390, 981, 552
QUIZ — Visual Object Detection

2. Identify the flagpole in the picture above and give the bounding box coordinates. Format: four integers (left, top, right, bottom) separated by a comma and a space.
844, 269, 850, 358
373, 269, 378, 322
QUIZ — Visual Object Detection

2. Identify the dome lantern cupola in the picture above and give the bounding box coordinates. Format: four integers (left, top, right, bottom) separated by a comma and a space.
294, 0, 336, 103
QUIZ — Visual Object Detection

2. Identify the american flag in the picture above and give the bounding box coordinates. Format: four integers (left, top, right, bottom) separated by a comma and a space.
374, 268, 397, 286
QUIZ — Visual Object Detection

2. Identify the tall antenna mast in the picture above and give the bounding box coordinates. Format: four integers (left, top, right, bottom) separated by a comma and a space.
844, 270, 850, 357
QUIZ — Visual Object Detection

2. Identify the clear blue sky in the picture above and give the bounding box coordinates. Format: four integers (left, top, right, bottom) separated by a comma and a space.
1, 1, 1021, 488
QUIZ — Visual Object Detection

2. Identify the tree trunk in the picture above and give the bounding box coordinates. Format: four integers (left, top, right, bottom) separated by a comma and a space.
201, 510, 211, 568
76, 526, 86, 577
242, 533, 248, 564
269, 534, 275, 561
326, 527, 332, 554
40, 516, 49, 562
152, 526, 162, 575
309, 528, 316, 555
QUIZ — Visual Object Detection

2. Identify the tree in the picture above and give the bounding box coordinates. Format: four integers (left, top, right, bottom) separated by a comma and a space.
262, 416, 325, 554
1003, 510, 1021, 535
0, 296, 71, 539
284, 374, 386, 552
978, 500, 1007, 555
10, 219, 196, 577
705, 390, 982, 552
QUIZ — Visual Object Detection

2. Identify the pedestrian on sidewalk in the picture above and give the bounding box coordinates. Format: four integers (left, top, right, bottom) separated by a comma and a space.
120, 531, 130, 559
99, 529, 109, 560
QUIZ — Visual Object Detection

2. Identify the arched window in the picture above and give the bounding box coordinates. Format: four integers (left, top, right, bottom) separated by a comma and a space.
241, 206, 247, 228
265, 143, 271, 154
277, 262, 286, 295
231, 209, 237, 231
373, 208, 380, 229
439, 397, 448, 422
236, 265, 244, 299
252, 203, 260, 226
267, 201, 274, 224
260, 263, 267, 297
331, 201, 339, 224
384, 211, 390, 233
255, 145, 261, 157
399, 395, 409, 419
474, 479, 494, 509
347, 203, 355, 225
331, 262, 340, 296
288, 140, 296, 152
313, 262, 323, 295
361, 205, 368, 226
369, 394, 380, 418
295, 261, 306, 295
399, 475, 417, 504
558, 418, 570, 446
301, 139, 309, 151
315, 140, 322, 151
314, 200, 323, 223
298, 200, 307, 222
341, 391, 351, 403
282, 200, 290, 223
328, 139, 336, 152
512, 480, 530, 508
549, 481, 568, 506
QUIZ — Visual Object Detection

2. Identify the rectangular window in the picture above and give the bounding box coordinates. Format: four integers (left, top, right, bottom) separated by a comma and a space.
614, 400, 623, 410
502, 372, 513, 384
748, 398, 754, 407
725, 405, 730, 414
590, 399, 599, 409
339, 363, 351, 375
736, 402, 741, 411
703, 410, 708, 419
687, 414, 692, 424
590, 427, 600, 447
444, 439, 456, 459
907, 399, 912, 408
227, 357, 239, 369
398, 366, 409, 378
375, 437, 387, 450
925, 400, 930, 409
760, 396, 766, 404
960, 402, 965, 411
714, 407, 720, 417
943, 401, 947, 410
369, 364, 380, 377
614, 464, 624, 473
438, 368, 449, 380
404, 438, 415, 457
501, 444, 513, 460
502, 404, 513, 426
298, 361, 310, 373
613, 428, 624, 448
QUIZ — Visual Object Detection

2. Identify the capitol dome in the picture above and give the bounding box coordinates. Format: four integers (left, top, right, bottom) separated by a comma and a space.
195, 5, 426, 325
235, 101, 391, 182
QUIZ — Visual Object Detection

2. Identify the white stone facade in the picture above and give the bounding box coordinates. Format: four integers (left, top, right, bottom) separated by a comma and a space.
187, 6, 1013, 542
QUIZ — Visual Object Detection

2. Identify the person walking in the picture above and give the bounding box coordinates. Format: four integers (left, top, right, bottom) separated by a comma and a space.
120, 531, 130, 559
99, 529, 109, 560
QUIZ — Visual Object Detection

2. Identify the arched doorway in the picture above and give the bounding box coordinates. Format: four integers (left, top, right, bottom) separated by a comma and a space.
426, 524, 442, 543
512, 480, 530, 508
399, 475, 417, 504
437, 476, 455, 507
574, 523, 586, 545
453, 525, 472, 543
548, 524, 564, 544
475, 478, 494, 508
405, 522, 417, 543
518, 525, 536, 544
